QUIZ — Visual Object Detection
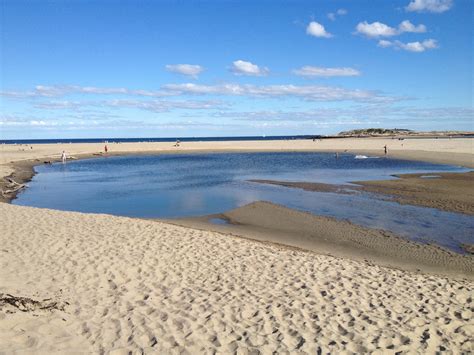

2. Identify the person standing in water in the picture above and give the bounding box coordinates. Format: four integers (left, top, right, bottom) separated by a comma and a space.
61, 150, 67, 163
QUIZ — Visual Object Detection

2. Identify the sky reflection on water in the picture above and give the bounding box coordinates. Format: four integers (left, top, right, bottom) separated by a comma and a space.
14, 152, 473, 252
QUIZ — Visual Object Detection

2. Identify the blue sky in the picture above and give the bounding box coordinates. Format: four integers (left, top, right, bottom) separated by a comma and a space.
1, 0, 472, 139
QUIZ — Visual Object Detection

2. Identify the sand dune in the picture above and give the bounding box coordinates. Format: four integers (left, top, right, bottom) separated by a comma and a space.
1, 202, 473, 353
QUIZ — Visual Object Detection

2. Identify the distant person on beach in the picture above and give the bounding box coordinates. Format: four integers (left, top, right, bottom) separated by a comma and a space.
174, 140, 180, 147
104, 144, 108, 154
384, 145, 388, 155
61, 151, 67, 163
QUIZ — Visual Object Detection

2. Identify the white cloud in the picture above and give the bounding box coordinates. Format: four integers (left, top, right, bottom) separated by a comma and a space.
406, 0, 453, 13
293, 66, 361, 77
35, 85, 130, 96
398, 39, 439, 52
378, 40, 394, 48
0, 113, 245, 132
356, 20, 427, 38
165, 64, 204, 79
306, 21, 332, 38
230, 60, 269, 76
2, 82, 400, 106
356, 21, 398, 38
421, 39, 439, 49
4, 104, 472, 138
103, 99, 223, 112
379, 39, 439, 52
0, 116, 60, 127
64, 112, 120, 121
398, 20, 427, 33
33, 100, 85, 110
214, 106, 474, 124
30, 120, 49, 126
162, 83, 396, 103
327, 8, 347, 21
34, 99, 225, 113
0, 85, 172, 99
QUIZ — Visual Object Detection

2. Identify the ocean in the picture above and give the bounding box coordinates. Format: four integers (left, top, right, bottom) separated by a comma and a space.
0, 135, 319, 145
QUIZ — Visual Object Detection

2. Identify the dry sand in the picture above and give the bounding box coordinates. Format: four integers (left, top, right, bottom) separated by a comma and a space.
1, 202, 473, 353
174, 201, 474, 278
1, 138, 473, 353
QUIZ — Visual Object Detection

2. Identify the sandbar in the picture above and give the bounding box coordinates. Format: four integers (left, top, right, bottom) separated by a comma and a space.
251, 170, 474, 215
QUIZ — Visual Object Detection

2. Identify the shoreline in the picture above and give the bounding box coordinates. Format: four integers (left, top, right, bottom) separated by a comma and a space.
1, 137, 473, 203
250, 170, 474, 216
5, 151, 473, 277
2, 139, 473, 268
2, 139, 473, 264
166, 201, 474, 279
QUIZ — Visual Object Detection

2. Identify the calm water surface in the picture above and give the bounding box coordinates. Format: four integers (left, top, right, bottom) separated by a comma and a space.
14, 152, 473, 252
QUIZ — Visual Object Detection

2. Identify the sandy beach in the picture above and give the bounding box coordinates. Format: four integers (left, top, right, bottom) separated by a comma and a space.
4, 0, 474, 352
1, 203, 473, 353
1, 138, 473, 353
173, 201, 474, 277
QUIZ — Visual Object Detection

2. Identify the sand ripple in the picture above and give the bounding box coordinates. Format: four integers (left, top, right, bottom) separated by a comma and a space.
0, 203, 472, 353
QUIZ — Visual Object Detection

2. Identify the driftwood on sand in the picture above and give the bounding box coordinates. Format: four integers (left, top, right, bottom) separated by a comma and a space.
1, 178, 27, 196
0, 293, 68, 312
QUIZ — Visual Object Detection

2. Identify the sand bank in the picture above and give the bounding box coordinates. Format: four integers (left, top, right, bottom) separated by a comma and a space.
1, 202, 473, 353
251, 170, 474, 216
355, 171, 474, 215
173, 201, 474, 278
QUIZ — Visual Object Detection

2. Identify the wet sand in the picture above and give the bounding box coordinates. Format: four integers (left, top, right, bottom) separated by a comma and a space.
355, 171, 474, 215
172, 201, 474, 278
251, 170, 474, 216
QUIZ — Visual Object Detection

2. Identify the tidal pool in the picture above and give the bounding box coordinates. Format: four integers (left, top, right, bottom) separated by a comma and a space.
14, 152, 473, 252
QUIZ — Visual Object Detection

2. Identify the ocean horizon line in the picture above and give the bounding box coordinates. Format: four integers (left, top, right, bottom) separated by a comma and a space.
1, 135, 322, 144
